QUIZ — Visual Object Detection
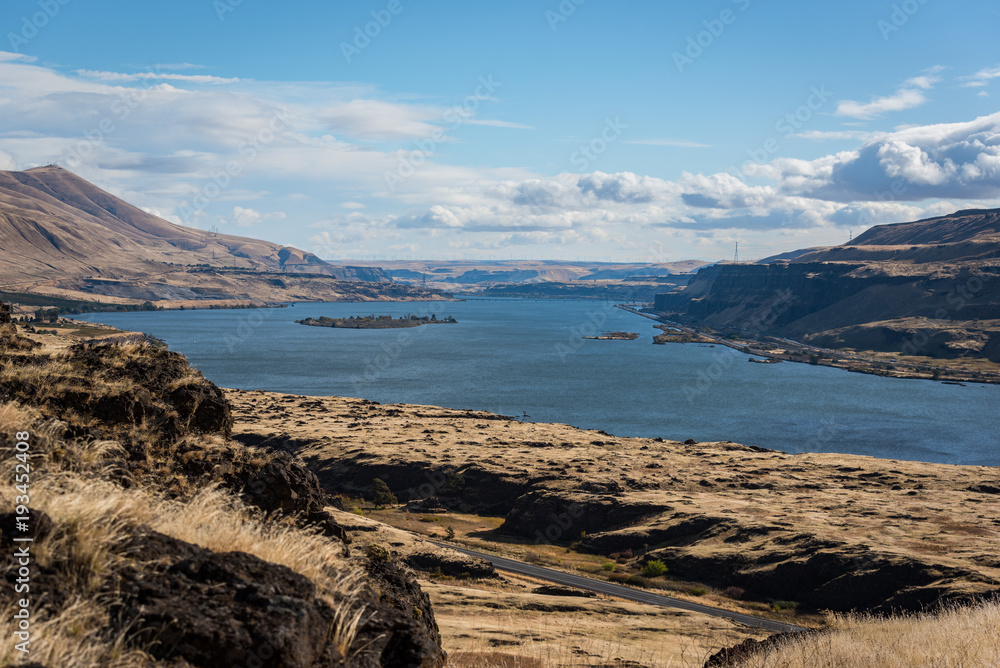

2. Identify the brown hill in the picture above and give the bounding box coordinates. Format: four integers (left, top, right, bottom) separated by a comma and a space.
851, 208, 1000, 246
0, 165, 388, 285
655, 209, 1000, 365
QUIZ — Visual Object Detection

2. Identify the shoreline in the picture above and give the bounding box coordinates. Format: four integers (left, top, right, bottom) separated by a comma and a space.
618, 305, 1000, 386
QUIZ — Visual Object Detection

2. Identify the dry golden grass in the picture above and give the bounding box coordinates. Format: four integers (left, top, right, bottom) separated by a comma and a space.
0, 395, 367, 666
730, 601, 1000, 668
0, 474, 368, 665
0, 600, 153, 668
425, 578, 761, 668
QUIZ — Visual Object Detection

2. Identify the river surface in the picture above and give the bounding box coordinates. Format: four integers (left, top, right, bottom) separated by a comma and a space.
79, 298, 1000, 466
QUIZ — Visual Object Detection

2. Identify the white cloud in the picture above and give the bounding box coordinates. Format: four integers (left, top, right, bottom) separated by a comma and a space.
76, 70, 240, 85
224, 207, 286, 227
836, 88, 928, 120
835, 70, 941, 120
2, 53, 999, 260
0, 150, 18, 171
961, 64, 1000, 88
321, 99, 442, 140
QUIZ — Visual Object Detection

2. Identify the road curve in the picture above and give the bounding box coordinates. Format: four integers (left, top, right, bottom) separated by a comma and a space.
433, 542, 805, 634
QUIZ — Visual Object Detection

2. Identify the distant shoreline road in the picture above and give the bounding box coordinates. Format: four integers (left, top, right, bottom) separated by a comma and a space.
432, 542, 806, 635
616, 305, 1000, 385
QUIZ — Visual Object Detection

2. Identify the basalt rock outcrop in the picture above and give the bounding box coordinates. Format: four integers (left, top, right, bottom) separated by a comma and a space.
654, 208, 1000, 361
0, 327, 446, 666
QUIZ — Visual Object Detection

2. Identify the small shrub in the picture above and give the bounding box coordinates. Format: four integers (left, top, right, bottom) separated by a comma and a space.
601, 562, 616, 572
371, 478, 398, 509
723, 586, 746, 600
689, 586, 709, 596
641, 559, 668, 577
445, 525, 455, 540
365, 544, 390, 564
771, 600, 798, 612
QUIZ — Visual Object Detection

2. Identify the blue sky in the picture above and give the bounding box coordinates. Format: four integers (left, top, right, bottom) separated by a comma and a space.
1, 0, 999, 261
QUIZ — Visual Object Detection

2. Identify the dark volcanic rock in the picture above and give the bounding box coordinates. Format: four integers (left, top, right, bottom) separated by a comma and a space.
108, 530, 444, 668
364, 548, 447, 667
169, 382, 234, 438
405, 551, 499, 579
703, 631, 815, 667
500, 490, 671, 543
172, 440, 350, 543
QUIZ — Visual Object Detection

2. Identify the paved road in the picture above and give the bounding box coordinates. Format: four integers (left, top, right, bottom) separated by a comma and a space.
433, 542, 805, 634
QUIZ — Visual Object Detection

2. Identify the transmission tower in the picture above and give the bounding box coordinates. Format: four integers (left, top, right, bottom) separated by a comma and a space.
734, 242, 740, 263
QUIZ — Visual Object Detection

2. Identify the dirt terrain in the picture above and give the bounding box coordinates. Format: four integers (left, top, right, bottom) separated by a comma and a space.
227, 389, 1000, 620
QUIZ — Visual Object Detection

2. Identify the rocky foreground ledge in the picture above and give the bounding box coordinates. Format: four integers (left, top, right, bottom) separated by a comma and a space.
0, 314, 446, 667
228, 389, 1000, 615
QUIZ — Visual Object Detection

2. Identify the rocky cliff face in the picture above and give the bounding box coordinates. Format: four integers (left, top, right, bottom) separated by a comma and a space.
654, 262, 1000, 361
655, 209, 1000, 361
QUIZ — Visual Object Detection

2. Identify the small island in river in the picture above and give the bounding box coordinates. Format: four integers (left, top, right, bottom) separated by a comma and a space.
296, 314, 458, 329
583, 331, 640, 340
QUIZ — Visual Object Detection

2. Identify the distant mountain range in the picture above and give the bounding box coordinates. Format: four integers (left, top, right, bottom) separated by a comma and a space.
0, 165, 388, 285
656, 208, 1000, 363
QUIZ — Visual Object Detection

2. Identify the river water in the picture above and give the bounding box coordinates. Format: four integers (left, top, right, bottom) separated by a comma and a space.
79, 298, 1000, 466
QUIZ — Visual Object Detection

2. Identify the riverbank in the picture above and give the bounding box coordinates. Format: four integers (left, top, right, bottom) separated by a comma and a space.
621, 305, 1000, 385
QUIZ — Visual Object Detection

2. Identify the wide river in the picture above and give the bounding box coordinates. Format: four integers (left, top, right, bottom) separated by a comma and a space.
80, 298, 999, 466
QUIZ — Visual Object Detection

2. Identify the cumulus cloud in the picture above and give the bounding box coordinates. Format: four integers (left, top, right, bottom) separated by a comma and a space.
224, 207, 286, 227
3, 52, 1000, 261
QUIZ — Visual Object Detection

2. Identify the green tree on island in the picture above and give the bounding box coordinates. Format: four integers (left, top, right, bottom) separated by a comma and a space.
372, 478, 398, 509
